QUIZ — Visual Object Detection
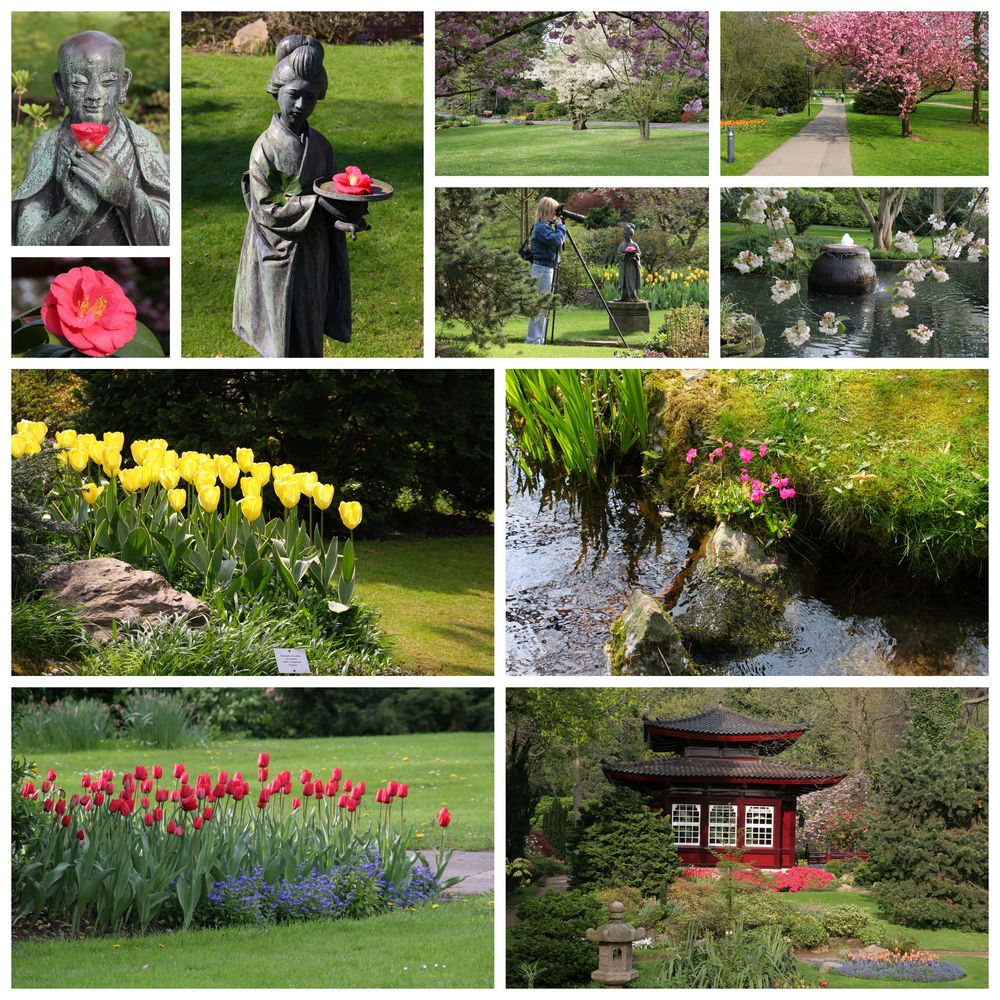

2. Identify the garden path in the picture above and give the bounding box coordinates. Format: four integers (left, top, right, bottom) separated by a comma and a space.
419, 850, 494, 896
747, 98, 853, 176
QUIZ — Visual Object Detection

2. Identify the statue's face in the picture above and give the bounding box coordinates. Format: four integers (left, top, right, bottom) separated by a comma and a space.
56, 37, 129, 125
277, 78, 319, 132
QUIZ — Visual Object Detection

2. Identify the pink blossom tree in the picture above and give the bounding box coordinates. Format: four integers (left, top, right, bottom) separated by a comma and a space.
781, 11, 982, 137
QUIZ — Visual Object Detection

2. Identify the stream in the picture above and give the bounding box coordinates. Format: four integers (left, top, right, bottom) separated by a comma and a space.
506, 458, 988, 676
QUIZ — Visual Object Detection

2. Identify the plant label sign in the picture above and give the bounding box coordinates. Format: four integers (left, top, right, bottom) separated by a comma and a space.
273, 648, 311, 674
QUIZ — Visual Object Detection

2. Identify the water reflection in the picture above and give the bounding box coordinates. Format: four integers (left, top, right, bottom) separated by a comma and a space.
722, 262, 988, 358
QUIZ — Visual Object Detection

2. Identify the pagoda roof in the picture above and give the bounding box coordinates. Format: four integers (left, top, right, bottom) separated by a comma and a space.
602, 757, 845, 790
643, 705, 806, 755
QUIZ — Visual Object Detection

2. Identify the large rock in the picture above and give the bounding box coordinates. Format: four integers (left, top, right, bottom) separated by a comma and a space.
38, 558, 209, 635
232, 19, 269, 54
703, 522, 784, 583
607, 589, 696, 675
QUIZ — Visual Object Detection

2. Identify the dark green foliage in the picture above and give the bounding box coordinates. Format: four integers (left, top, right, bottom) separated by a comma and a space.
721, 233, 830, 273
907, 689, 964, 751
14, 698, 113, 752
436, 187, 551, 347
784, 189, 838, 234
789, 913, 828, 949
568, 787, 680, 897
853, 83, 905, 116
761, 63, 809, 114
11, 756, 37, 862
67, 371, 493, 532
10, 371, 85, 430
870, 730, 987, 932
12, 597, 89, 666
583, 204, 618, 230
121, 690, 208, 748
540, 797, 570, 857
507, 728, 541, 861
852, 861, 876, 887
508, 890, 603, 988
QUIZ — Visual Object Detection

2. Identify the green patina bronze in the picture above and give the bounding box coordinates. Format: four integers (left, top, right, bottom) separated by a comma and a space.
616, 223, 642, 302
12, 30, 169, 246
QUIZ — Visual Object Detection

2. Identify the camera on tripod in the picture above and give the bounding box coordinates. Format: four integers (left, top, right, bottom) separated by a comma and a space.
555, 204, 586, 224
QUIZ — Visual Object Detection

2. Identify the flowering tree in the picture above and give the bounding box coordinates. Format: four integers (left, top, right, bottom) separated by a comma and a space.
799, 773, 874, 849
436, 11, 709, 138
780, 12, 982, 137
527, 26, 616, 129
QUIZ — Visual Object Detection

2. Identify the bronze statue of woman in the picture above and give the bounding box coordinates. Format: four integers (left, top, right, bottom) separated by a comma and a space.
233, 35, 359, 357
616, 223, 642, 302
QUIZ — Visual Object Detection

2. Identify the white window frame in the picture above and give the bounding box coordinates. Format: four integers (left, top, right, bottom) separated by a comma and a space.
744, 805, 775, 847
671, 803, 701, 846
708, 803, 738, 847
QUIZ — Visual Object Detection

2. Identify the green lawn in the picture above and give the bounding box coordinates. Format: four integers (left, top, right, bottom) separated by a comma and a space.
358, 536, 493, 675
437, 307, 705, 358
921, 90, 988, 108
22, 732, 494, 850
846, 104, 988, 175
13, 894, 494, 989
181, 45, 423, 358
719, 222, 935, 255
720, 110, 812, 175
436, 122, 708, 175
798, 957, 988, 990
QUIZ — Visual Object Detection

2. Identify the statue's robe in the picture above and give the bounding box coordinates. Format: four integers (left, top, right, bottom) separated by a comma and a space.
232, 115, 351, 358
13, 113, 169, 246
617, 240, 642, 302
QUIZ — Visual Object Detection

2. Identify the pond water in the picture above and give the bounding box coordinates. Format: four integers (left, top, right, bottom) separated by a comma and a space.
722, 262, 988, 358
506, 458, 988, 676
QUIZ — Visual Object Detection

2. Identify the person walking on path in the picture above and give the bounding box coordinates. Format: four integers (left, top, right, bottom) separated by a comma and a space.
747, 97, 853, 176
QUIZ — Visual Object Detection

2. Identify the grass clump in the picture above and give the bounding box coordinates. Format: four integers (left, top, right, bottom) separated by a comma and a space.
120, 690, 208, 748
650, 369, 987, 581
15, 697, 114, 752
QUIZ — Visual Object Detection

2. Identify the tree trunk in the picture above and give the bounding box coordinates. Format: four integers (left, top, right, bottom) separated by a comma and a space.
571, 755, 583, 820
853, 187, 907, 251
901, 113, 912, 138
638, 118, 650, 140
971, 13, 985, 126
572, 110, 587, 131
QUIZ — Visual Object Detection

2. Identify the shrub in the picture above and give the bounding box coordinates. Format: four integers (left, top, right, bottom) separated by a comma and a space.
735, 892, 794, 930
853, 83, 904, 116
647, 304, 709, 358
121, 690, 207, 748
761, 62, 809, 113
789, 913, 828, 949
774, 867, 834, 892
568, 787, 680, 897
592, 885, 645, 918
881, 935, 919, 953
528, 855, 566, 881
540, 796, 570, 857
858, 919, 888, 946
508, 890, 603, 988
825, 860, 845, 877
822, 903, 879, 939
14, 698, 113, 751
852, 861, 876, 887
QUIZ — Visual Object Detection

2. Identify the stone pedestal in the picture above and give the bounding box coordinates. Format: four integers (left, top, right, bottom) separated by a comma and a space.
608, 300, 650, 334
587, 901, 646, 988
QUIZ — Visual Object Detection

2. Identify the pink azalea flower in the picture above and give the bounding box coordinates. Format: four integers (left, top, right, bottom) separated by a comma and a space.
779, 487, 796, 500
739, 447, 754, 463
759, 443, 768, 457
685, 448, 698, 464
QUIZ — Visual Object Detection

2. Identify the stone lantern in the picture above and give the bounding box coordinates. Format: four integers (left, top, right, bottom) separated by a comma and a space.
587, 901, 646, 988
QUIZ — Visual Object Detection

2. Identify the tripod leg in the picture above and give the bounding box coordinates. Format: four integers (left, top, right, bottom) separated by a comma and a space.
547, 263, 559, 344
563, 228, 629, 348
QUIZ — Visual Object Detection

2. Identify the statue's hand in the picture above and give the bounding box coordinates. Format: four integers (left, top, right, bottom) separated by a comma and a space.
62, 167, 101, 219
70, 150, 132, 210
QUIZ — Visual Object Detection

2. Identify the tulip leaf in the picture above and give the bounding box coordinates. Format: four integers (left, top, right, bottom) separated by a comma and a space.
122, 525, 153, 564
12, 320, 49, 354
338, 574, 355, 605
342, 537, 356, 582
243, 558, 273, 594
111, 322, 166, 358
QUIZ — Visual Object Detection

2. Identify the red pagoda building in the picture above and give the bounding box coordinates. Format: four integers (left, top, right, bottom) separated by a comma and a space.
602, 705, 845, 868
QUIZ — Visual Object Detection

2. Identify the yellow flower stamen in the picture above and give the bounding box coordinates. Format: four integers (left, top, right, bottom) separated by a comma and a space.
76, 295, 107, 321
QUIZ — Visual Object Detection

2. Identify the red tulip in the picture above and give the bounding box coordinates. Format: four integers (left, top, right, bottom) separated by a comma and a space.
21, 781, 36, 798
141, 779, 153, 794
192, 816, 204, 830
258, 768, 268, 783
170, 790, 181, 802
180, 773, 190, 786
134, 765, 148, 781
94, 792, 105, 807
203, 806, 214, 820
338, 794, 350, 809
344, 779, 353, 793
55, 798, 67, 815
388, 780, 399, 797
398, 783, 409, 799
141, 797, 150, 809
181, 797, 198, 812
346, 798, 358, 813
152, 765, 163, 779
155, 789, 168, 803
300, 770, 312, 784
257, 753, 270, 767
144, 813, 155, 827
173, 763, 185, 779
82, 774, 92, 788
76, 829, 86, 841
41, 780, 51, 793
438, 807, 452, 828
292, 797, 302, 810
351, 786, 362, 801
303, 781, 314, 796
46, 769, 57, 782
175, 825, 185, 838
257, 790, 270, 809
326, 779, 338, 796
332, 767, 342, 781
43, 798, 54, 813
166, 820, 177, 834
109, 799, 121, 815
80, 795, 91, 807
153, 807, 163, 821
314, 784, 324, 800
357, 781, 366, 795
120, 800, 134, 817
61, 815, 72, 827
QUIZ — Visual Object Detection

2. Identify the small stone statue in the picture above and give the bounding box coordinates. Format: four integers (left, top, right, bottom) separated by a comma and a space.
233, 34, 359, 358
616, 224, 642, 302
12, 31, 169, 246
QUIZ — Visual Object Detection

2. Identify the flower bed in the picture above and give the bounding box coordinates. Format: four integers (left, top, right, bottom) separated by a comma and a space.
17, 756, 453, 934
681, 865, 834, 892
837, 948, 966, 983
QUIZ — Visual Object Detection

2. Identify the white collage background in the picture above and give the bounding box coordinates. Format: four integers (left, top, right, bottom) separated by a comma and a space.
2, 2, 997, 995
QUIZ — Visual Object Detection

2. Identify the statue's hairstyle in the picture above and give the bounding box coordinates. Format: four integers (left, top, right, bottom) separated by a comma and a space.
535, 196, 559, 223
623, 223, 636, 239
267, 35, 327, 99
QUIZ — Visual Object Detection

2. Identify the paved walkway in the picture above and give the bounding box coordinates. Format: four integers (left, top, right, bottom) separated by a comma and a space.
418, 850, 493, 896
747, 98, 853, 176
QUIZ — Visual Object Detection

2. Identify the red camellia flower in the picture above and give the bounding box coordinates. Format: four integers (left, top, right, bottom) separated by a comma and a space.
70, 122, 110, 152
40, 267, 138, 357
438, 807, 452, 828
332, 165, 373, 196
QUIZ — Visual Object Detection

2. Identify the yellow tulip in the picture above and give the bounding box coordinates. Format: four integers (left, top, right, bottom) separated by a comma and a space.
214, 454, 234, 475
138, 464, 153, 489
56, 449, 69, 466
55, 429, 77, 449
167, 488, 187, 512
11, 434, 27, 458
273, 463, 295, 481
103, 431, 125, 452
240, 476, 262, 498
194, 470, 217, 493
239, 495, 263, 522
88, 440, 105, 464
296, 471, 319, 497
130, 439, 148, 464
198, 486, 221, 513
177, 455, 199, 482
159, 467, 181, 490
68, 446, 90, 473
143, 456, 163, 482
250, 461, 271, 486
147, 438, 168, 453
313, 483, 335, 510
339, 500, 363, 531
163, 449, 179, 468
102, 450, 123, 477
274, 478, 301, 509
82, 482, 105, 505
17, 420, 47, 443
119, 467, 145, 493
236, 447, 254, 473
219, 460, 240, 490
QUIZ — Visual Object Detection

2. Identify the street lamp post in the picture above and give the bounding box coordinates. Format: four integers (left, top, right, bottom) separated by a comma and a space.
727, 125, 735, 164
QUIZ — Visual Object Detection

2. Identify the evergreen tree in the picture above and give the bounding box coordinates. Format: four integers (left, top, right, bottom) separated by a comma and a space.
568, 786, 680, 897
869, 726, 987, 931
435, 187, 550, 347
